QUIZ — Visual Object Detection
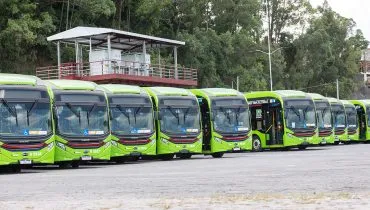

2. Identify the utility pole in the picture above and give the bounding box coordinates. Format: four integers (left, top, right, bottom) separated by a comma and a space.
336, 78, 339, 99
236, 76, 239, 91
66, 0, 70, 30
266, 0, 273, 91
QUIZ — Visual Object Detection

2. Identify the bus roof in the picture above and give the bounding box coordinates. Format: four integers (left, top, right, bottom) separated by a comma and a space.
306, 93, 326, 100
46, 79, 97, 91
99, 84, 147, 95
350, 99, 370, 106
0, 73, 42, 86
326, 97, 343, 105
246, 90, 307, 101
145, 87, 193, 96
341, 100, 355, 107
193, 88, 243, 97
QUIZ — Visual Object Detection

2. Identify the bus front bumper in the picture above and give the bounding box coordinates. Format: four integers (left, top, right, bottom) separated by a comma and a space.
54, 141, 111, 162
0, 142, 55, 166
110, 138, 156, 158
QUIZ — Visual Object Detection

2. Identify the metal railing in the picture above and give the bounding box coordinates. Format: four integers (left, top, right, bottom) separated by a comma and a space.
36, 60, 198, 82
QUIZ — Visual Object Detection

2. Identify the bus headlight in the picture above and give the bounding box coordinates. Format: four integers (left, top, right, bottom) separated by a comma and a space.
215, 137, 222, 142
47, 142, 54, 151
287, 133, 293, 138
111, 141, 118, 146
161, 138, 169, 144
56, 142, 66, 151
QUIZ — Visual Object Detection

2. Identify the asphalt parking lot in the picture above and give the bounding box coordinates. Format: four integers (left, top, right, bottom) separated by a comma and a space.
2, 144, 370, 209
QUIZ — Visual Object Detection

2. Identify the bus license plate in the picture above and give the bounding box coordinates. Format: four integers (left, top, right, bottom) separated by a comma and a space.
81, 156, 92, 161
233, 147, 241, 151
19, 159, 32, 165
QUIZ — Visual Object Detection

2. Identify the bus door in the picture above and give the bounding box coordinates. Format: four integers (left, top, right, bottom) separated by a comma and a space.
264, 101, 283, 145
356, 105, 366, 140
198, 97, 211, 150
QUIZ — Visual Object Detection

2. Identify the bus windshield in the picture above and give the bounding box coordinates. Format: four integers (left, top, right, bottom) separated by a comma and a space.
331, 104, 346, 129
346, 107, 357, 129
0, 100, 51, 137
213, 107, 250, 134
110, 105, 153, 136
55, 103, 108, 137
159, 98, 200, 135
314, 101, 332, 130
284, 99, 316, 130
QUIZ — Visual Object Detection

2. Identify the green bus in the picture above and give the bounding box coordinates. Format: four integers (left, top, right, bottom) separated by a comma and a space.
191, 88, 252, 157
327, 97, 346, 145
246, 90, 319, 151
341, 100, 357, 143
46, 80, 111, 168
99, 84, 156, 163
349, 100, 370, 142
0, 74, 55, 172
306, 93, 335, 145
145, 87, 202, 160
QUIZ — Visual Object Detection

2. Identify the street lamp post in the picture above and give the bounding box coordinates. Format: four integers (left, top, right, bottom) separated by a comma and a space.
255, 48, 285, 91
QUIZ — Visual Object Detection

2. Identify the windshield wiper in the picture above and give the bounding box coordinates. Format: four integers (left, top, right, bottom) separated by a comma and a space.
65, 102, 81, 124
134, 105, 143, 124
167, 106, 180, 125
220, 107, 232, 124
183, 107, 191, 123
1, 98, 18, 126
288, 106, 301, 120
235, 106, 242, 126
26, 99, 38, 126
116, 104, 131, 125
87, 103, 97, 125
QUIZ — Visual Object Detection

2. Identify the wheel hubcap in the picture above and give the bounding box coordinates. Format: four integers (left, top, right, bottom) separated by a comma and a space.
253, 139, 260, 149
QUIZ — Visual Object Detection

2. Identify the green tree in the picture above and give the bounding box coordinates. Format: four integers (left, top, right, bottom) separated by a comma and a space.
0, 0, 55, 74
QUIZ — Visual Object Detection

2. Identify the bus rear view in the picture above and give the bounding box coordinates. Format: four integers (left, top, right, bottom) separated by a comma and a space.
191, 88, 252, 158
145, 87, 202, 160
47, 80, 111, 168
0, 74, 55, 172
100, 84, 156, 163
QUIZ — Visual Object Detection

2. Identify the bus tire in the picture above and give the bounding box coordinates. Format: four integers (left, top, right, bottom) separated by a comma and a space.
343, 141, 351, 145
178, 154, 192, 159
113, 157, 126, 164
71, 161, 80, 168
211, 152, 224, 158
298, 145, 307, 150
10, 165, 21, 173
252, 136, 262, 152
333, 141, 340, 145
160, 154, 174, 161
58, 162, 71, 169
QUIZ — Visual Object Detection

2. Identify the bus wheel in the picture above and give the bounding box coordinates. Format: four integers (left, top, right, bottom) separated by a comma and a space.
160, 154, 174, 161
211, 153, 224, 158
178, 154, 192, 159
298, 145, 307, 150
10, 165, 21, 173
343, 141, 351, 145
252, 137, 262, 152
333, 141, 340, 145
71, 161, 80, 168
113, 157, 126, 164
58, 162, 70, 169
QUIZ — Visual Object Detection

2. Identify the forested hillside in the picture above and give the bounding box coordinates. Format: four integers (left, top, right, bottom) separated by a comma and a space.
0, 0, 368, 98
